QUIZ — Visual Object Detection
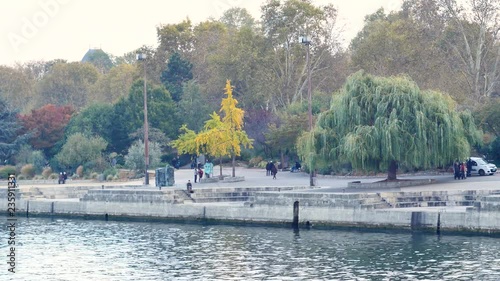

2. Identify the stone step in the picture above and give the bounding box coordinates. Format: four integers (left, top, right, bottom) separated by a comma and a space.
193, 197, 249, 203
191, 192, 252, 199
361, 203, 391, 209
173, 190, 195, 204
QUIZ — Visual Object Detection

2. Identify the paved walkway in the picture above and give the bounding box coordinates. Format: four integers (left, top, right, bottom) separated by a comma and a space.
1, 166, 499, 194
166, 166, 500, 193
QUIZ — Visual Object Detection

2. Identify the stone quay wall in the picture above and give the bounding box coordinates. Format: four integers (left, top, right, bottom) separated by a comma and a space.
1, 187, 500, 235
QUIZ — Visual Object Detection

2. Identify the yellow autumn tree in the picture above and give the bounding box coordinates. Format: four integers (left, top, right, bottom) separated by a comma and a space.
171, 80, 253, 178
170, 124, 197, 155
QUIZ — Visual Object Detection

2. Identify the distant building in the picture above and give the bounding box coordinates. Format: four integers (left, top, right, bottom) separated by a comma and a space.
81, 48, 113, 73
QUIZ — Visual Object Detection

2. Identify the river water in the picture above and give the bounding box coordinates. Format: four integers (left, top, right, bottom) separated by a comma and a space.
1, 217, 499, 281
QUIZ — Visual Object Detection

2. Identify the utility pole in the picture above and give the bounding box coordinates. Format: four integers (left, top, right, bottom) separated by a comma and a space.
301, 36, 314, 187
137, 53, 149, 185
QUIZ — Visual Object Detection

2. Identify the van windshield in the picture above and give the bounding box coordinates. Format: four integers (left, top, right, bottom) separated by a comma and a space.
476, 158, 488, 165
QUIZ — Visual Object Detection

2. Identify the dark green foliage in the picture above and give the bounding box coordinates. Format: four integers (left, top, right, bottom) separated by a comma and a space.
490, 138, 500, 161
265, 111, 308, 164
160, 52, 193, 102
0, 97, 27, 163
177, 81, 212, 132
128, 81, 179, 138
110, 80, 179, 154
109, 99, 133, 154
65, 103, 115, 149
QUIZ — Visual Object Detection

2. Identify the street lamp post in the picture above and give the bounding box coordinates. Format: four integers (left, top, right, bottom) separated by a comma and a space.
137, 53, 149, 185
301, 36, 314, 187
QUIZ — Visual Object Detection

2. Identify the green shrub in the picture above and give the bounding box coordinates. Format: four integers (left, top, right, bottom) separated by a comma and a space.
90, 172, 99, 179
56, 133, 107, 169
14, 144, 33, 166
248, 156, 263, 168
14, 146, 46, 174
42, 167, 52, 179
239, 149, 252, 162
21, 164, 35, 178
257, 161, 268, 169
490, 137, 500, 161
82, 157, 109, 175
49, 173, 59, 180
31, 151, 46, 174
0, 166, 16, 179
112, 175, 119, 181
103, 167, 117, 179
125, 140, 161, 171
17, 174, 26, 180
106, 174, 114, 181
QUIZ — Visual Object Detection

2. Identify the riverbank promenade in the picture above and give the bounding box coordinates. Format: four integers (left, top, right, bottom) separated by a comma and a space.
5, 166, 499, 192
1, 166, 499, 234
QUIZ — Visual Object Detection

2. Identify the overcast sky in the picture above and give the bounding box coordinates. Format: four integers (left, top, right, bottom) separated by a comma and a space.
1, 0, 402, 66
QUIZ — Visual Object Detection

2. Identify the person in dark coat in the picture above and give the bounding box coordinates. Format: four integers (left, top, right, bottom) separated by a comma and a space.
466, 158, 472, 177
453, 160, 460, 180
271, 163, 278, 179
266, 161, 272, 176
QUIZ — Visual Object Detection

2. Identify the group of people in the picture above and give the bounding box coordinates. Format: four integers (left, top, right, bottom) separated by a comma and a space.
453, 159, 472, 180
265, 161, 278, 179
58, 171, 68, 184
193, 167, 204, 183
266, 160, 302, 179
187, 160, 214, 193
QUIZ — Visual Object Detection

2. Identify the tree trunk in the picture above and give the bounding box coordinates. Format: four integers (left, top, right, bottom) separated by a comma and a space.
280, 149, 285, 171
232, 154, 236, 177
388, 160, 398, 181
219, 156, 223, 179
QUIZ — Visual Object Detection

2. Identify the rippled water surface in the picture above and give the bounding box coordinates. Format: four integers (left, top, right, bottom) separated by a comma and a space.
1, 218, 500, 280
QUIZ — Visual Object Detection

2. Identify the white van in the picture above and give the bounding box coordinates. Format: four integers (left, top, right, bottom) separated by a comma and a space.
469, 157, 497, 176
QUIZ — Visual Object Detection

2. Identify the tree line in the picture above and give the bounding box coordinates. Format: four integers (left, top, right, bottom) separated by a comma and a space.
1, 0, 499, 179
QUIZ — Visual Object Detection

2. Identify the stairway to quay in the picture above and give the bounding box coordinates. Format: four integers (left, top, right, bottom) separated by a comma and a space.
1, 167, 499, 235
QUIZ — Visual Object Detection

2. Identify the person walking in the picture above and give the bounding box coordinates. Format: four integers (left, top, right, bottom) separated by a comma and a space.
186, 180, 193, 193
198, 167, 204, 181
271, 163, 278, 179
194, 167, 198, 183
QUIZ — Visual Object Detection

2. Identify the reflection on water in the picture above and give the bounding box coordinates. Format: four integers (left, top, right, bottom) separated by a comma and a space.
1, 218, 499, 280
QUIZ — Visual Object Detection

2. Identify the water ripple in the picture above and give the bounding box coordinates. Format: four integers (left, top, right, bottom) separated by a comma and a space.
1, 218, 499, 281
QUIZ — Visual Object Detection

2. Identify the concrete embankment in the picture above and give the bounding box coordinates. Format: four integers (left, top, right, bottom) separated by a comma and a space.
1, 185, 500, 235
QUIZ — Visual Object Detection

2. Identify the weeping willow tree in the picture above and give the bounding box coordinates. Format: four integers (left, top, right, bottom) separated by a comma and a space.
297, 71, 482, 180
